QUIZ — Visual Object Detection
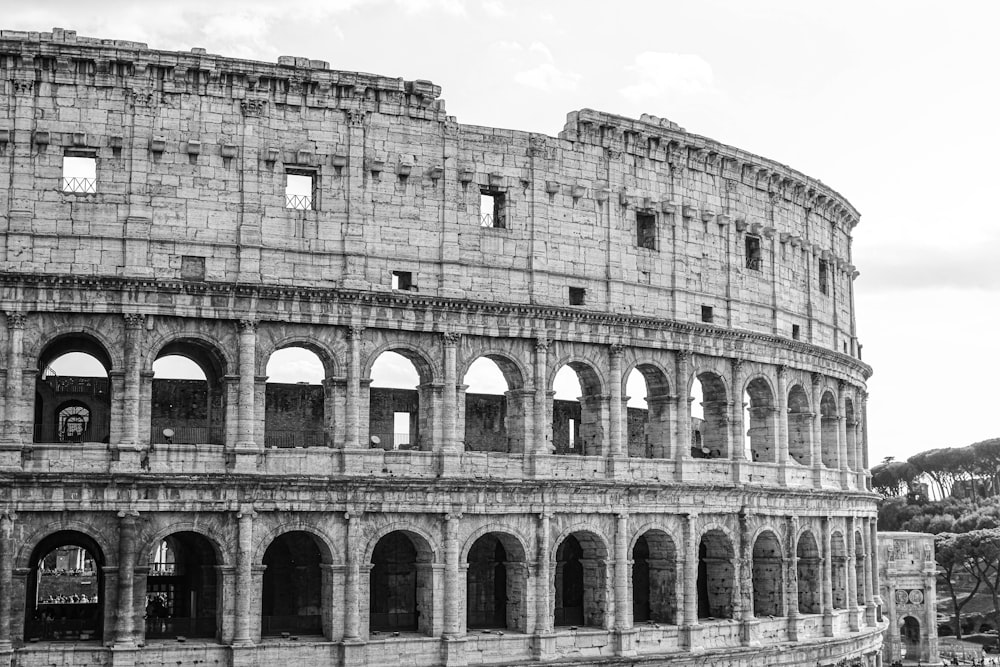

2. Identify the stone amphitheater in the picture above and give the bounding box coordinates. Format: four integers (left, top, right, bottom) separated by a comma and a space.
0, 28, 884, 667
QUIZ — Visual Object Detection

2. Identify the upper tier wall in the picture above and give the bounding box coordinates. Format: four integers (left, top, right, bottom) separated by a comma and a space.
0, 29, 862, 357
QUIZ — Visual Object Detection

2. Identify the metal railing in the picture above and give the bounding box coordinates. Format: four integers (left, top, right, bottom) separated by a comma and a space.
62, 177, 96, 194
261, 614, 322, 636
264, 429, 325, 448
285, 194, 312, 210
746, 257, 763, 270
144, 616, 216, 639
480, 212, 494, 227
149, 426, 225, 445
33, 423, 109, 444
25, 610, 101, 642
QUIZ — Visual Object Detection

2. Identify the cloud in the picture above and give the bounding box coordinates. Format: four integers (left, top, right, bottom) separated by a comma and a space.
858, 242, 1000, 293
619, 52, 719, 103
481, 0, 506, 17
514, 62, 582, 92
394, 0, 466, 16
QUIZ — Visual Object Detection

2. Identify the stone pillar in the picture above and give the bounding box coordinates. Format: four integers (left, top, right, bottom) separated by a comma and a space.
122, 314, 145, 446
115, 511, 138, 645
863, 517, 876, 626
924, 555, 939, 664
837, 381, 851, 488
1, 313, 26, 448
675, 352, 692, 480
860, 391, 871, 489
343, 510, 362, 641
682, 513, 699, 640
811, 372, 824, 487
233, 509, 255, 645
786, 515, 799, 641
613, 512, 636, 656
730, 359, 746, 463
531, 337, 551, 474
237, 320, 257, 446
608, 344, 624, 459
0, 513, 13, 651
440, 334, 461, 476
345, 327, 362, 449
869, 517, 882, 619
738, 508, 755, 645
821, 516, 834, 636
846, 516, 860, 631
776, 365, 790, 483
443, 512, 462, 638
885, 580, 900, 661
535, 513, 552, 634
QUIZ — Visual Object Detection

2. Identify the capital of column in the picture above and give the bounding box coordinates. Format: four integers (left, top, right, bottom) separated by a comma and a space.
811, 372, 823, 387
535, 336, 550, 352
609, 342, 625, 358
675, 350, 691, 365
442, 332, 461, 347
116, 509, 140, 520
346, 325, 365, 340
344, 509, 364, 521
238, 319, 257, 333
837, 379, 847, 392
731, 358, 744, 374
5, 312, 26, 329
444, 511, 463, 522
777, 364, 788, 379
124, 313, 146, 329
236, 510, 258, 520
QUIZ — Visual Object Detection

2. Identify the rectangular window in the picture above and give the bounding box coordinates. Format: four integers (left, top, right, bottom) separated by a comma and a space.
701, 305, 714, 323
393, 412, 411, 449
285, 171, 314, 210
62, 153, 96, 194
792, 324, 801, 340
480, 188, 506, 228
568, 287, 586, 305
745, 235, 762, 270
391, 271, 413, 291
567, 418, 576, 450
636, 211, 656, 250
819, 259, 829, 295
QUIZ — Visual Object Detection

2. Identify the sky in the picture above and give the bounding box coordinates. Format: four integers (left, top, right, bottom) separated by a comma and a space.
16, 0, 1000, 465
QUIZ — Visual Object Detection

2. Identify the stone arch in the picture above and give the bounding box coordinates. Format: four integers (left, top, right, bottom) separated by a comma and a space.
263, 341, 331, 449
367, 528, 437, 635
820, 390, 839, 469
362, 522, 440, 565
252, 522, 339, 566
23, 529, 107, 642
796, 530, 821, 614
366, 344, 436, 451
744, 375, 777, 463
632, 528, 678, 625
624, 361, 674, 459
831, 530, 847, 609
901, 615, 922, 661
550, 357, 607, 456
465, 531, 529, 632
691, 369, 730, 459
460, 525, 530, 563
257, 334, 341, 378
458, 350, 527, 391
553, 529, 609, 629
149, 335, 232, 446
145, 331, 234, 378
752, 530, 784, 617
697, 527, 735, 619
461, 352, 526, 454
261, 531, 329, 636
16, 521, 116, 570
144, 530, 222, 640
363, 341, 438, 384
138, 522, 231, 568
854, 529, 866, 605
787, 384, 812, 465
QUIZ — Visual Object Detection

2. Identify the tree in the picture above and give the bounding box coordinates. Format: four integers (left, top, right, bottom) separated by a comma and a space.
871, 459, 920, 498
936, 532, 984, 639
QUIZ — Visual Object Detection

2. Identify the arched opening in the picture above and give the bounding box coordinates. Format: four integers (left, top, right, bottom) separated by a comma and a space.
261, 531, 325, 636
552, 363, 605, 456
820, 391, 839, 469
34, 338, 112, 444
831, 531, 847, 609
25, 531, 104, 642
145, 532, 219, 639
369, 531, 434, 635
902, 616, 921, 660
554, 532, 607, 628
151, 340, 227, 445
854, 530, 865, 606
796, 532, 821, 614
745, 378, 777, 463
466, 533, 527, 632
697, 529, 734, 619
626, 365, 673, 458
264, 346, 326, 448
463, 357, 514, 453
845, 398, 858, 471
752, 531, 783, 617
691, 373, 728, 459
369, 351, 422, 450
632, 530, 677, 624
787, 385, 812, 466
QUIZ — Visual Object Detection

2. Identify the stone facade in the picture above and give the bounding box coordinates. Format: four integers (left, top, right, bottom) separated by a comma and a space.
0, 28, 883, 667
878, 532, 940, 665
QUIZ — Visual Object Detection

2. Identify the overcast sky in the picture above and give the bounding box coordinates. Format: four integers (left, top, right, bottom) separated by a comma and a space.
13, 1, 1000, 465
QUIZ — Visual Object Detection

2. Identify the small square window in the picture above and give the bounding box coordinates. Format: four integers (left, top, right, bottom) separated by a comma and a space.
636, 211, 656, 250
701, 305, 714, 323
792, 324, 801, 340
480, 188, 506, 228
568, 287, 586, 305
180, 256, 206, 281
819, 259, 829, 295
285, 171, 315, 210
63, 153, 96, 194
391, 271, 414, 291
745, 235, 762, 270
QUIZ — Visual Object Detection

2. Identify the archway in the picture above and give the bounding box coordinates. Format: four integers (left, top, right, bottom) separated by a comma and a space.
466, 533, 527, 631
697, 529, 734, 619
463, 357, 515, 453
369, 351, 422, 450
626, 365, 673, 458
265, 347, 326, 448
820, 391, 839, 469
24, 531, 104, 642
752, 531, 783, 617
745, 378, 777, 463
831, 531, 847, 609
796, 532, 821, 614
691, 373, 728, 459
787, 385, 812, 465
632, 530, 677, 624
902, 615, 921, 661
554, 532, 607, 628
369, 531, 434, 635
145, 532, 219, 639
552, 363, 605, 456
845, 398, 858, 470
261, 531, 325, 636
34, 337, 112, 444
151, 340, 228, 445
854, 530, 865, 606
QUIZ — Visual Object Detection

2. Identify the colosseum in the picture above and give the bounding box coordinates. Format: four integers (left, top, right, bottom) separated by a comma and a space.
0, 28, 883, 667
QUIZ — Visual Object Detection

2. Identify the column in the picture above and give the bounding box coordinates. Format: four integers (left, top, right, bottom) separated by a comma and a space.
821, 516, 834, 636
236, 320, 257, 447
613, 513, 629, 630
860, 391, 871, 489
737, 508, 754, 645
846, 516, 860, 631
785, 515, 799, 640
675, 352, 692, 477
810, 372, 823, 486
233, 509, 254, 645
863, 517, 876, 626
837, 381, 850, 487
0, 513, 13, 650
924, 548, 939, 664
343, 511, 361, 641
443, 513, 462, 638
776, 365, 790, 482
682, 513, 698, 627
122, 314, 145, 447
730, 359, 746, 462
533, 337, 550, 455
608, 345, 624, 458
115, 511, 138, 645
441, 333, 461, 477
344, 326, 363, 449
535, 513, 552, 634
869, 517, 882, 619
2, 313, 26, 446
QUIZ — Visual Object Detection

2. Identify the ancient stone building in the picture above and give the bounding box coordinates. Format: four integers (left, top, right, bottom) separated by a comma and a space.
878, 532, 940, 665
0, 28, 883, 667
